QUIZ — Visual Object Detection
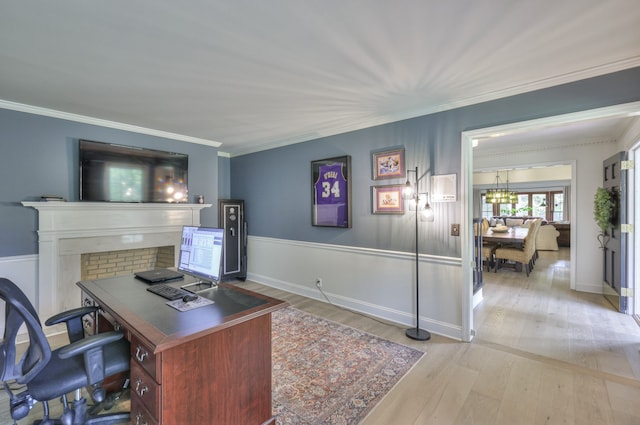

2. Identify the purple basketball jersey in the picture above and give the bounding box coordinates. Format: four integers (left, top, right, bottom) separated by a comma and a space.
314, 163, 348, 226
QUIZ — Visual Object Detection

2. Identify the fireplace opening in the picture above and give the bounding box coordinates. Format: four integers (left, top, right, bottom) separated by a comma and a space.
81, 246, 175, 281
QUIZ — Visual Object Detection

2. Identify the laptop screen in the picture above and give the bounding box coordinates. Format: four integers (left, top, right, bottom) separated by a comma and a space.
178, 226, 224, 284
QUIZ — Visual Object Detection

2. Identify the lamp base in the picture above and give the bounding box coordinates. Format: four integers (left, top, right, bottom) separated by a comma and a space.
406, 327, 431, 341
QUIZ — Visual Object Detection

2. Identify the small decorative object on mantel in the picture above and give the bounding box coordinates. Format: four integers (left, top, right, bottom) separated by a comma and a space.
40, 195, 66, 202
311, 155, 352, 228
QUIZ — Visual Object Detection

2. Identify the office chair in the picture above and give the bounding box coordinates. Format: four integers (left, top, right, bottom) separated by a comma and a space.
0, 278, 130, 425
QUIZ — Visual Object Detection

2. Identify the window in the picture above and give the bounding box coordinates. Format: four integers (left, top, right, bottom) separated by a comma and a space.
499, 203, 513, 215
531, 193, 547, 218
515, 194, 530, 216
481, 195, 493, 219
483, 190, 565, 221
552, 193, 564, 221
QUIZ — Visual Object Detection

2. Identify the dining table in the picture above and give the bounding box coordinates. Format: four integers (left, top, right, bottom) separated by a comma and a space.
482, 225, 529, 245
481, 225, 530, 272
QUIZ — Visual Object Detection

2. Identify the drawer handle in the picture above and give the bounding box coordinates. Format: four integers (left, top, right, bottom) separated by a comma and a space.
135, 412, 148, 425
135, 378, 148, 396
135, 346, 148, 362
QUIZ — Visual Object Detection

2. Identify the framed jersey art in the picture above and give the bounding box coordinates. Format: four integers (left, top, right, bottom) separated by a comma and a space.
311, 155, 352, 228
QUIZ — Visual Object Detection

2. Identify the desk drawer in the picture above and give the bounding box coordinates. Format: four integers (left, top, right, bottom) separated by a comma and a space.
131, 361, 160, 420
131, 334, 160, 381
131, 396, 160, 425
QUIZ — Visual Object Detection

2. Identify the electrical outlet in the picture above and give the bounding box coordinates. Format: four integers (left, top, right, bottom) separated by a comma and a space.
451, 224, 460, 236
315, 278, 323, 288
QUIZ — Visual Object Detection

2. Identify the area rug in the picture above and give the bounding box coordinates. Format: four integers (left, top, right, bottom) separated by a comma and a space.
271, 307, 425, 425
0, 307, 424, 425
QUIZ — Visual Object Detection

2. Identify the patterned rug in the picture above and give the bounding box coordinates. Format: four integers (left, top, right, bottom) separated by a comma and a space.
1, 308, 423, 424
272, 307, 425, 425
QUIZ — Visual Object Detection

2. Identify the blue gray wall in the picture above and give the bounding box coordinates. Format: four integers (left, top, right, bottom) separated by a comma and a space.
230, 67, 640, 256
217, 155, 231, 199
0, 109, 220, 257
2, 68, 639, 258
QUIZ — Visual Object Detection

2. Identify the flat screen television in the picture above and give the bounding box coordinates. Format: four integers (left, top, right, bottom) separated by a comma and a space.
178, 226, 224, 291
79, 139, 188, 203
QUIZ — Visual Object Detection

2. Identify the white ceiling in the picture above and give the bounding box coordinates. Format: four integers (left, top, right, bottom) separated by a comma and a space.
472, 114, 639, 155
1, 1, 639, 156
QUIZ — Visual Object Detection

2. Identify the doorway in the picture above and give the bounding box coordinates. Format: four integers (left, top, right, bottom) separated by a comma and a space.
460, 101, 640, 342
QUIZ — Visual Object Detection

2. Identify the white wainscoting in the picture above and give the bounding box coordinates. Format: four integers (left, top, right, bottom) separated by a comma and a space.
247, 236, 464, 340
0, 254, 38, 338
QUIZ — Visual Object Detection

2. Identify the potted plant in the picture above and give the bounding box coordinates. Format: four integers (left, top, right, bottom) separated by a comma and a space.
593, 187, 617, 249
509, 206, 533, 216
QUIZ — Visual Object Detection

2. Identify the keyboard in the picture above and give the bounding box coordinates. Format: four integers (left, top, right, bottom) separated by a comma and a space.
146, 284, 191, 301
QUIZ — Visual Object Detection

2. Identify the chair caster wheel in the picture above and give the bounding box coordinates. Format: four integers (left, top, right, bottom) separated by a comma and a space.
60, 409, 75, 425
92, 387, 106, 403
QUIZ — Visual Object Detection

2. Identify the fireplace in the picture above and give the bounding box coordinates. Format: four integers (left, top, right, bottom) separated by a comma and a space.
81, 246, 175, 281
22, 202, 211, 326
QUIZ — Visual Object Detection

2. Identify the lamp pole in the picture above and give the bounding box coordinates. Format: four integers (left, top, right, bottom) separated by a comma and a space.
406, 166, 431, 341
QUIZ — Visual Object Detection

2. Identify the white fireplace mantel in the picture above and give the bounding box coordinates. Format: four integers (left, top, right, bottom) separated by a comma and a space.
23, 202, 211, 321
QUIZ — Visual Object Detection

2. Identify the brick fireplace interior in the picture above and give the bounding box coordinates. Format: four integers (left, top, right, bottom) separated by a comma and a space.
81, 246, 175, 281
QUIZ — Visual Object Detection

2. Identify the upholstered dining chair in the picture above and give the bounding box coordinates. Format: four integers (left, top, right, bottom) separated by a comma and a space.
0, 278, 130, 425
475, 218, 499, 271
493, 219, 541, 276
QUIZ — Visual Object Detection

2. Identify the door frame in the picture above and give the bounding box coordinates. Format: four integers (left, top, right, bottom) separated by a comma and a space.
460, 101, 640, 342
630, 138, 640, 316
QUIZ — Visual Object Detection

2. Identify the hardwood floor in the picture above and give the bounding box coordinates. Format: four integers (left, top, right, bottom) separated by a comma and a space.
240, 248, 640, 425
4, 250, 639, 424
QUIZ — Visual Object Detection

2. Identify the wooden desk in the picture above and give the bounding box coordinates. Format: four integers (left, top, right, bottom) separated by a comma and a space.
482, 226, 528, 245
77, 276, 287, 425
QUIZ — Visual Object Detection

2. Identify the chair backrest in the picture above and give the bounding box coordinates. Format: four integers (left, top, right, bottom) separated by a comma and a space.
0, 278, 51, 385
524, 219, 541, 257
482, 218, 490, 234
474, 218, 490, 237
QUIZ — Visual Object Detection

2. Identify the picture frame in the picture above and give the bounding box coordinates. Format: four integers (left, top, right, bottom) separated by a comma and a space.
372, 184, 405, 214
311, 155, 352, 228
431, 173, 457, 202
372, 147, 405, 180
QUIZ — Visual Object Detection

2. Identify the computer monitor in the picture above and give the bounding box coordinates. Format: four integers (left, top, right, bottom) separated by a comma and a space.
178, 225, 224, 292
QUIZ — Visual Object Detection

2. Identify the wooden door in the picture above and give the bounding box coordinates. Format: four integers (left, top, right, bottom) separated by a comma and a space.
602, 152, 628, 313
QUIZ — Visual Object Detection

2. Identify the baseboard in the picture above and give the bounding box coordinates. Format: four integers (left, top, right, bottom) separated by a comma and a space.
248, 271, 464, 341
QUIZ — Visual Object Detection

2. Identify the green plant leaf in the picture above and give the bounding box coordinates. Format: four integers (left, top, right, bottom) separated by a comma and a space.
593, 187, 617, 232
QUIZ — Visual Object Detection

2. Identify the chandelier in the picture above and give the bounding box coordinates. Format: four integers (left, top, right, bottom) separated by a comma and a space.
485, 171, 517, 204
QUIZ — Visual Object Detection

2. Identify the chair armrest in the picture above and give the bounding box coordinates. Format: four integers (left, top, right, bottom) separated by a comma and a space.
57, 331, 126, 385
45, 306, 98, 326
57, 331, 124, 359
45, 306, 99, 343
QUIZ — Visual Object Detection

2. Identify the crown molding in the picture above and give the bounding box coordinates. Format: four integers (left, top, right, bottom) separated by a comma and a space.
0, 100, 222, 148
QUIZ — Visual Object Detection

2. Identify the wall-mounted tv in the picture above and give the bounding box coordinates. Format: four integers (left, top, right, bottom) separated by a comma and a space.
80, 139, 188, 203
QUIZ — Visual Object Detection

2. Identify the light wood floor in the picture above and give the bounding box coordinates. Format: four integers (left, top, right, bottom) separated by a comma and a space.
4, 249, 640, 424
239, 248, 640, 425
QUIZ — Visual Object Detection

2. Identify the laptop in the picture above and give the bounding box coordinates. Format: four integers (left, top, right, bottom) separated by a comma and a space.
135, 268, 184, 284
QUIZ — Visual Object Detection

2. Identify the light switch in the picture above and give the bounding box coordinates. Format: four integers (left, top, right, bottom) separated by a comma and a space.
451, 224, 460, 236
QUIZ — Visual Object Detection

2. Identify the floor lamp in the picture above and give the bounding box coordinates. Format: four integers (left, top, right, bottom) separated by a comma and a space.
404, 166, 432, 341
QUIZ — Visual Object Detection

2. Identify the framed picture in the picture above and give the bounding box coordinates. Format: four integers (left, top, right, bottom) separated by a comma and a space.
311, 155, 352, 228
372, 147, 405, 180
431, 173, 457, 202
372, 184, 405, 214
